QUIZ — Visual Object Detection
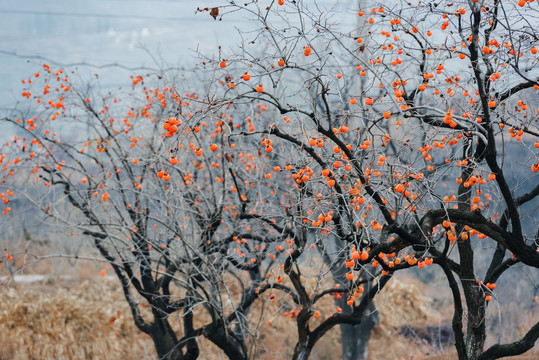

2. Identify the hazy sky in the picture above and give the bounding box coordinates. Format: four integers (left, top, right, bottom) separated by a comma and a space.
0, 1, 256, 108
0, 0, 357, 108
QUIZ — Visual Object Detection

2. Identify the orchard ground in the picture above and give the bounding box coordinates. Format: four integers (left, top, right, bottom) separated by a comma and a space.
1, 245, 537, 360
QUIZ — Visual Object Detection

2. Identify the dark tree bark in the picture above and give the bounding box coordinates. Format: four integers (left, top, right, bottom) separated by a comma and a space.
149, 315, 186, 360
204, 323, 248, 360
340, 302, 379, 360
478, 321, 539, 360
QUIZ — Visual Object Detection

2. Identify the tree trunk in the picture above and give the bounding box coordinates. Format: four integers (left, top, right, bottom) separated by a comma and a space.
204, 321, 247, 360
150, 317, 189, 360
340, 302, 379, 360
463, 286, 486, 360
457, 141, 486, 360
292, 336, 313, 360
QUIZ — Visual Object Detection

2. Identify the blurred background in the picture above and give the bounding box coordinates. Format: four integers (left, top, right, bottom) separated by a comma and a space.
0, 0, 358, 108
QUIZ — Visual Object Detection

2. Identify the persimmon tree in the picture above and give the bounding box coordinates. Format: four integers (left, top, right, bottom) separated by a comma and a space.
1, 63, 394, 360
1, 1, 539, 360
199, 0, 539, 359
0, 67, 316, 359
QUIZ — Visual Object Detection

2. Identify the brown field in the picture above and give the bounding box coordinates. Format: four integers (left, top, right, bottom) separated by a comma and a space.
0, 257, 537, 360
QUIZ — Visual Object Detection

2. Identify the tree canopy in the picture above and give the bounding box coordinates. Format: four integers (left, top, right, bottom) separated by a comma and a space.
1, 1, 538, 359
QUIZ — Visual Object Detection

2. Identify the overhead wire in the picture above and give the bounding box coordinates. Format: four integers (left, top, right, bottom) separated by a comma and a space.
0, 8, 251, 23
0, 50, 187, 73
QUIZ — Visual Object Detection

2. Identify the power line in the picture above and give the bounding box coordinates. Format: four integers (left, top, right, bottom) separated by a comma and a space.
0, 50, 192, 72
0, 8, 250, 23
0, 48, 361, 72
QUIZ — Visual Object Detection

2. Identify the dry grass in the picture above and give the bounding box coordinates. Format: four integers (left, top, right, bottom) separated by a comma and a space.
0, 267, 537, 360
0, 278, 155, 360
370, 275, 446, 359
0, 273, 435, 360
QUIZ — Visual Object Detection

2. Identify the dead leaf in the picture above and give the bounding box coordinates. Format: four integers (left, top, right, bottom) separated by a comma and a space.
210, 7, 219, 20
